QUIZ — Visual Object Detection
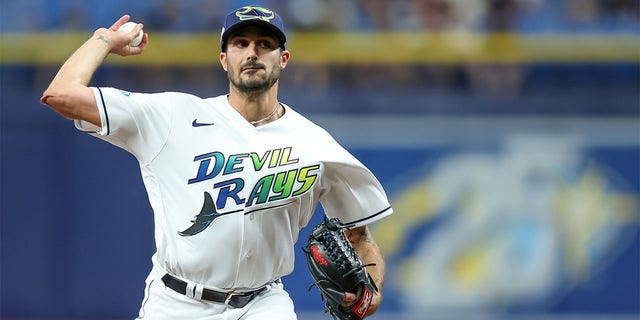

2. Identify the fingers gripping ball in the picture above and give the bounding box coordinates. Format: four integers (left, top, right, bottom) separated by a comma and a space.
118, 21, 143, 47
304, 218, 378, 320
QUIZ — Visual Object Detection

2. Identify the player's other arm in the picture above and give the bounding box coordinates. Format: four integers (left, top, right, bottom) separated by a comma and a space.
345, 225, 386, 317
41, 15, 148, 127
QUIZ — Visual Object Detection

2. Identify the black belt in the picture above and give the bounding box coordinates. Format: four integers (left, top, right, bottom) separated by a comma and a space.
161, 274, 267, 308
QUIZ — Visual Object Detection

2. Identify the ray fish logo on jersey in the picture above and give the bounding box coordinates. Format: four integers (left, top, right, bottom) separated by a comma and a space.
235, 6, 275, 22
180, 146, 320, 236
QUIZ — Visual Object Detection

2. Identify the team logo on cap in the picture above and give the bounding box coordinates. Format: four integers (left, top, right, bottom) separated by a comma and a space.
235, 6, 275, 22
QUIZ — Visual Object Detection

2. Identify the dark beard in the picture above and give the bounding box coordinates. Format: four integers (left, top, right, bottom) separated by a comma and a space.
228, 62, 279, 93
230, 75, 274, 92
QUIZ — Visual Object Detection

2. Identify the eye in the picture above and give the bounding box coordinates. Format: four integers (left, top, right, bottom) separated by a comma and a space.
257, 39, 278, 50
231, 38, 249, 48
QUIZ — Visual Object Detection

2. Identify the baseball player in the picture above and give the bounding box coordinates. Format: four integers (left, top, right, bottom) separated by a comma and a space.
41, 5, 393, 320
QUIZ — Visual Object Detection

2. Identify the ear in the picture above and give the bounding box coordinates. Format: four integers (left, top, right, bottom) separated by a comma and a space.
280, 50, 290, 70
220, 52, 228, 72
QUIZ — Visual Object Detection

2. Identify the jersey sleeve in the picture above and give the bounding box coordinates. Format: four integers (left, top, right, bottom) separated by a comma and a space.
74, 87, 173, 163
319, 161, 393, 228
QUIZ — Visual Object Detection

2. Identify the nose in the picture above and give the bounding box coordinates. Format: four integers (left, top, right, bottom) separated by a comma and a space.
246, 42, 259, 61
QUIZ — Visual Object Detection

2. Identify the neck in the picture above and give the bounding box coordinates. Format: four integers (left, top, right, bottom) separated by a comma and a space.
249, 103, 282, 126
227, 83, 282, 125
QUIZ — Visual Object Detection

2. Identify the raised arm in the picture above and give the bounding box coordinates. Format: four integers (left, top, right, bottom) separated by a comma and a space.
41, 15, 148, 127
345, 225, 386, 317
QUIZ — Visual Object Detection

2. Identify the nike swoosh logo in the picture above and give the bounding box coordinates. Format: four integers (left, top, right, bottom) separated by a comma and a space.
192, 119, 215, 127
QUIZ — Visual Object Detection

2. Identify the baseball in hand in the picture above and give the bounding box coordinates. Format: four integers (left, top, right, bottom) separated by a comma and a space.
118, 21, 143, 47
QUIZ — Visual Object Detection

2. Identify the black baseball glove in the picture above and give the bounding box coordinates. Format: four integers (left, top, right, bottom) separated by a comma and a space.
303, 218, 378, 320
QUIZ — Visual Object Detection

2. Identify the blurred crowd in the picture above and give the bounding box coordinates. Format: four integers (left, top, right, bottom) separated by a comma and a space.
1, 0, 637, 114
1, 0, 638, 33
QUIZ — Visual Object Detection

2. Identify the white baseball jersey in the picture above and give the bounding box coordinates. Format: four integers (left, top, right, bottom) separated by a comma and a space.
75, 87, 393, 291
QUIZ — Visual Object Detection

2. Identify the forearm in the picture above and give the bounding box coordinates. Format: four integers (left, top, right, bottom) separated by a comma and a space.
41, 15, 146, 125
348, 228, 385, 288
41, 34, 112, 123
50, 35, 111, 89
345, 226, 386, 315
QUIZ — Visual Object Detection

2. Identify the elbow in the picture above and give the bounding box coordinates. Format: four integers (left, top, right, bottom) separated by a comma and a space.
41, 92, 72, 119
41, 87, 83, 119
40, 83, 100, 126
40, 91, 59, 112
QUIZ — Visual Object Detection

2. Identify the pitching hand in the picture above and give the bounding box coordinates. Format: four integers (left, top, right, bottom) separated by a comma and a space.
93, 15, 148, 56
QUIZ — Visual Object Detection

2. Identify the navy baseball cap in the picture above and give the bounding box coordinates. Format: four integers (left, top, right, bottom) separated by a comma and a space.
220, 5, 286, 52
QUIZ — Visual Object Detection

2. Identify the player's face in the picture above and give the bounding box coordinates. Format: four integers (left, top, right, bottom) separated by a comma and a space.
222, 27, 289, 93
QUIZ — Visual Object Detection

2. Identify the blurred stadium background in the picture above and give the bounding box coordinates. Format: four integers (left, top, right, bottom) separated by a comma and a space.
1, 0, 638, 319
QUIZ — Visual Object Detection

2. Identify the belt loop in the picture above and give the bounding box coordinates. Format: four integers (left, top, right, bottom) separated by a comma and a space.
224, 292, 235, 305
185, 282, 204, 300
194, 283, 204, 300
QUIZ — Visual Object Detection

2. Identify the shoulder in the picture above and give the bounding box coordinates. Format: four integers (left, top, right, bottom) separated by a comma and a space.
152, 91, 214, 104
101, 88, 221, 101
131, 91, 226, 112
95, 87, 207, 103
281, 105, 354, 158
282, 105, 334, 139
204, 94, 228, 106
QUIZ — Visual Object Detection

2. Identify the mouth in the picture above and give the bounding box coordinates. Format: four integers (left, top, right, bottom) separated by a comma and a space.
242, 66, 263, 73
241, 63, 265, 73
